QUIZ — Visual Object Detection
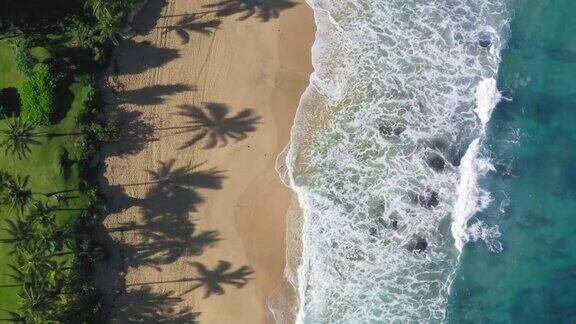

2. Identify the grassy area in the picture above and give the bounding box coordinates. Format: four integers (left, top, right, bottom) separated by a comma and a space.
0, 39, 92, 316
0, 41, 26, 89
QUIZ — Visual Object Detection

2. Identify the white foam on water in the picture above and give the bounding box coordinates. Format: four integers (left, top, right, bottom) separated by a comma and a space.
451, 138, 495, 252
451, 77, 502, 253
474, 77, 501, 126
282, 0, 511, 322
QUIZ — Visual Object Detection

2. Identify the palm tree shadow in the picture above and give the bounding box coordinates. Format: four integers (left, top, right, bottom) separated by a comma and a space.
115, 39, 180, 76
160, 14, 222, 44
103, 108, 157, 157
133, 0, 169, 35
111, 286, 200, 323
120, 224, 221, 270
103, 159, 226, 269
145, 158, 226, 191
184, 260, 254, 298
203, 0, 297, 22
118, 83, 196, 106
177, 103, 261, 150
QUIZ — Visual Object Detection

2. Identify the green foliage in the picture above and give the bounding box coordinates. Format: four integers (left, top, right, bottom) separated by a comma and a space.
0, 104, 7, 119
0, 118, 39, 160
71, 134, 96, 162
18, 64, 57, 125
1, 174, 33, 215
60, 16, 95, 49
14, 41, 36, 77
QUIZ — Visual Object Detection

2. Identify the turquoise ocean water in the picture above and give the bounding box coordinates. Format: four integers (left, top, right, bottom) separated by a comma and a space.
448, 1, 576, 322
285, 0, 576, 322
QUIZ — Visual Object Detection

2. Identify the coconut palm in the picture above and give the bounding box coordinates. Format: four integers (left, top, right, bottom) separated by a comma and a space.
18, 284, 50, 323
2, 175, 33, 214
29, 202, 56, 227
97, 15, 122, 44
15, 241, 55, 282
0, 118, 39, 160
84, 0, 111, 21
28, 203, 59, 251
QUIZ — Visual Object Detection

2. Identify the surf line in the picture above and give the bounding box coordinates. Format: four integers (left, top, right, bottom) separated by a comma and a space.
451, 77, 501, 253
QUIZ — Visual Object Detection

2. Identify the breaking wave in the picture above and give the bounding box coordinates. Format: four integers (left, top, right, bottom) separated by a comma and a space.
284, 0, 510, 322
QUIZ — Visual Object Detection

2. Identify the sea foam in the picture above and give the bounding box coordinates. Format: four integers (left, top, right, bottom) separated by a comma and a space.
284, 0, 510, 322
451, 77, 502, 253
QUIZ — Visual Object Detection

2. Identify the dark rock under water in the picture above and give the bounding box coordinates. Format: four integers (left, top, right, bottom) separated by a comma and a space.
419, 190, 439, 208
479, 38, 492, 48
408, 236, 428, 252
379, 122, 406, 137
427, 153, 446, 171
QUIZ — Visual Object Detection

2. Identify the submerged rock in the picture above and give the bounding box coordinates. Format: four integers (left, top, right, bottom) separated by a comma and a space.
426, 153, 446, 171
369, 227, 378, 236
479, 38, 492, 48
408, 236, 428, 252
419, 190, 439, 208
377, 214, 400, 230
390, 218, 398, 230
379, 122, 406, 137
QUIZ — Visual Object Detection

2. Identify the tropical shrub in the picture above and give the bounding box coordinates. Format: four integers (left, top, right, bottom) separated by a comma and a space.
71, 134, 96, 161
18, 64, 57, 125
15, 41, 36, 76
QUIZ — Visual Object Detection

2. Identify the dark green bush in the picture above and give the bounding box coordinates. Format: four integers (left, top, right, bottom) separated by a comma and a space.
71, 134, 96, 161
15, 42, 36, 76
18, 64, 57, 125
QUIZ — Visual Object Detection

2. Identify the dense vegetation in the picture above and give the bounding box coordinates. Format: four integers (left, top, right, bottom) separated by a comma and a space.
18, 64, 57, 125
0, 0, 135, 322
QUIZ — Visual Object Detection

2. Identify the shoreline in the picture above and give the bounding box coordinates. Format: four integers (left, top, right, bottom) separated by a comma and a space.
97, 0, 314, 322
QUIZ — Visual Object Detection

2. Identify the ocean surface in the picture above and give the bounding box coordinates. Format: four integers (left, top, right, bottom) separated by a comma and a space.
285, 0, 576, 322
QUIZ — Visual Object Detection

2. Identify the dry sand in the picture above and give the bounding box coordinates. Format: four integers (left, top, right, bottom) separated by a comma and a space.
97, 0, 314, 322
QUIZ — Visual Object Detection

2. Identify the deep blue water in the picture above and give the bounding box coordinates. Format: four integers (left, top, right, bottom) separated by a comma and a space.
448, 1, 576, 322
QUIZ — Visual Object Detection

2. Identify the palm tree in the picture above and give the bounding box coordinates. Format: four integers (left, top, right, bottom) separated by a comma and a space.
15, 241, 55, 283
0, 118, 39, 160
18, 285, 50, 323
2, 175, 33, 214
28, 202, 59, 251
97, 15, 121, 44
84, 0, 111, 21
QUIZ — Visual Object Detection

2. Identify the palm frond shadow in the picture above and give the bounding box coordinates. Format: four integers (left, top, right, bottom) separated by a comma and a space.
203, 0, 297, 22
120, 224, 221, 270
177, 103, 261, 150
118, 83, 196, 106
184, 261, 254, 298
111, 286, 199, 323
160, 14, 222, 44
104, 108, 157, 157
103, 159, 226, 268
114, 39, 180, 76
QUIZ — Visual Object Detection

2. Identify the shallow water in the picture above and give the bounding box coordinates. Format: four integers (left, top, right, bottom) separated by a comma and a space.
448, 1, 576, 322
285, 0, 576, 322
286, 0, 510, 322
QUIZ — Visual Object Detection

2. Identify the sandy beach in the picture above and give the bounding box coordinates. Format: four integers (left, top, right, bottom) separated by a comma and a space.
96, 0, 314, 322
